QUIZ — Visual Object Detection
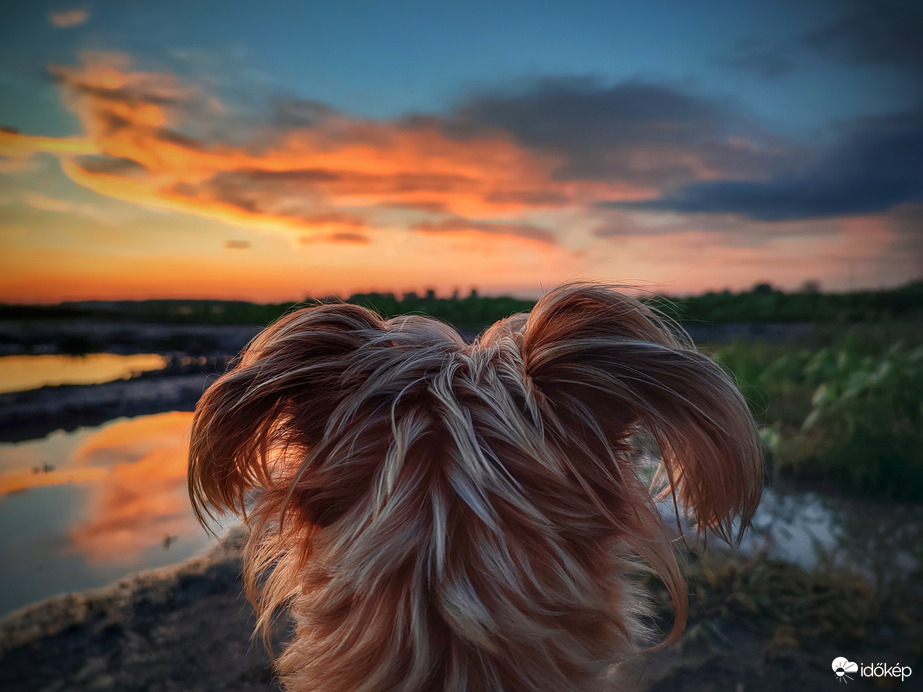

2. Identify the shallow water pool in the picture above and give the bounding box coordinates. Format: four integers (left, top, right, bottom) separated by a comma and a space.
1, 413, 919, 616
0, 353, 169, 394
0, 412, 227, 615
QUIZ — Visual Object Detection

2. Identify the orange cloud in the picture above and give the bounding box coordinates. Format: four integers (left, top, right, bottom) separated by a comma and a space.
413, 217, 556, 244
300, 231, 371, 245
7, 53, 654, 247
48, 9, 89, 28
0, 127, 97, 156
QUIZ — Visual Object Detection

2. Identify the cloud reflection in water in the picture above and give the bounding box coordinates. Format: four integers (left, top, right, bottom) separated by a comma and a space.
0, 412, 221, 613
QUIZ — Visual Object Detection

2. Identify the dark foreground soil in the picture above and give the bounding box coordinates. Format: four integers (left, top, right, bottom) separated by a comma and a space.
0, 528, 282, 692
3, 526, 914, 692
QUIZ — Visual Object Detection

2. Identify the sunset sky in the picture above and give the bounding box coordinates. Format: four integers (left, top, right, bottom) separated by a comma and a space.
1, 0, 920, 302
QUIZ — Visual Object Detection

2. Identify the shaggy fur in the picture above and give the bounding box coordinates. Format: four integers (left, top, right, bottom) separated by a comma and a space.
189, 282, 762, 691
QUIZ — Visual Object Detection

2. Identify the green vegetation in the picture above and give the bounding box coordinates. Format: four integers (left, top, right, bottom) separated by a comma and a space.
0, 290, 535, 331
651, 280, 923, 324
339, 290, 534, 331
1, 280, 920, 327
708, 327, 923, 501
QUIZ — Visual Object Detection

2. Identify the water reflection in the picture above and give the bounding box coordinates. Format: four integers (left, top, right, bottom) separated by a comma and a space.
68, 412, 194, 564
655, 481, 923, 586
741, 484, 923, 584
0, 353, 168, 394
0, 412, 222, 615
0, 413, 919, 616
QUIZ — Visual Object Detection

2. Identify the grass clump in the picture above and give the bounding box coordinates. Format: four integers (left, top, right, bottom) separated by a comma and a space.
647, 551, 922, 664
708, 327, 923, 500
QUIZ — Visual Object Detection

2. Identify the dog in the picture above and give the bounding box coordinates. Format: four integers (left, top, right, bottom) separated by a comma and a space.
189, 282, 762, 691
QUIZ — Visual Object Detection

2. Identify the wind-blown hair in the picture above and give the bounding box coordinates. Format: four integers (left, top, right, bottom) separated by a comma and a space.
189, 282, 762, 691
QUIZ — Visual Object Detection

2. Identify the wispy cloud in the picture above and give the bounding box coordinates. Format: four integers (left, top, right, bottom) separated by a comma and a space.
720, 39, 797, 80
299, 231, 371, 245
604, 109, 923, 220
9, 54, 717, 251
722, 0, 923, 81
413, 217, 556, 245
803, 0, 923, 73
10, 54, 656, 246
47, 9, 89, 28
22, 192, 116, 224
1, 126, 98, 156
445, 77, 776, 186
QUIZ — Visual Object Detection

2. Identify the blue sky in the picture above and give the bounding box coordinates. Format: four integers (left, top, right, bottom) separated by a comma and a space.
3, 1, 916, 131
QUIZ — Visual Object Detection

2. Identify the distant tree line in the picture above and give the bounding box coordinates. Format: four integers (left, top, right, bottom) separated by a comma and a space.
0, 281, 920, 328
649, 280, 923, 325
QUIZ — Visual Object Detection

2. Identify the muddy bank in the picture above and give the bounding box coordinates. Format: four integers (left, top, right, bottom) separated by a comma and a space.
0, 355, 234, 442
3, 526, 916, 691
0, 321, 260, 357
0, 375, 205, 442
0, 527, 283, 692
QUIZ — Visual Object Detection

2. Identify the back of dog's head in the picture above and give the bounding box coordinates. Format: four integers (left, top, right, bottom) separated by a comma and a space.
189, 282, 763, 691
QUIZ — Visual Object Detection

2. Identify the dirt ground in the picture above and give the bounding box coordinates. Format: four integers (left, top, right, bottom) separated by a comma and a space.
0, 528, 280, 692
2, 526, 898, 692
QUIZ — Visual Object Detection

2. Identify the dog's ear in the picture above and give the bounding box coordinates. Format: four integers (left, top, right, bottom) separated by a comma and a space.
520, 283, 763, 541
188, 303, 385, 526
